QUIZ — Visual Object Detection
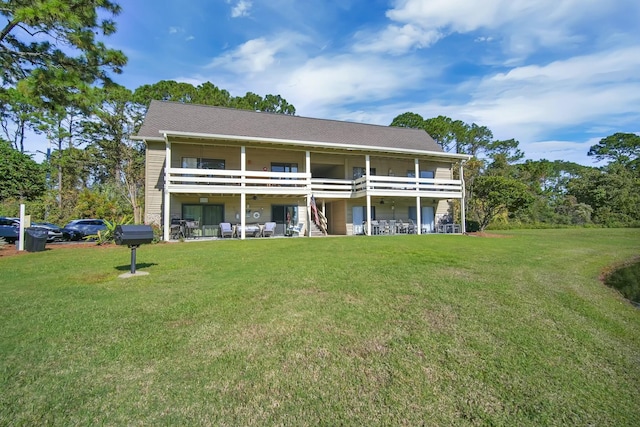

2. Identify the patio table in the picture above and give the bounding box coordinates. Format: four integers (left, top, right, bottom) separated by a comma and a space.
235, 224, 262, 237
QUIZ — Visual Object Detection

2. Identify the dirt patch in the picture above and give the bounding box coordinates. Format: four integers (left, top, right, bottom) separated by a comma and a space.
0, 242, 109, 258
466, 232, 512, 238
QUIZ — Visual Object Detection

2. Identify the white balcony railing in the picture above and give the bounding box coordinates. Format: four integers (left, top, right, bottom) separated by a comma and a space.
166, 168, 463, 198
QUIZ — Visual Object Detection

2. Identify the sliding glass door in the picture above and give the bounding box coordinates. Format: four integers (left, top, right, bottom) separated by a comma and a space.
182, 204, 224, 226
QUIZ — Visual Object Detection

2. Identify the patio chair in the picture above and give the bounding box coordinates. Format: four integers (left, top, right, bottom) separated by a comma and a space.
290, 222, 305, 236
262, 222, 276, 237
371, 220, 380, 235
407, 219, 417, 234
219, 222, 234, 238
170, 224, 184, 239
379, 219, 389, 235
185, 220, 199, 238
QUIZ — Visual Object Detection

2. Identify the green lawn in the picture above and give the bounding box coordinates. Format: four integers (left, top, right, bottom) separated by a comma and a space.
1, 229, 639, 425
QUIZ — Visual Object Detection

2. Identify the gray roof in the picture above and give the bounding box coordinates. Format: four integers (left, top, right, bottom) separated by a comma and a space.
137, 100, 444, 153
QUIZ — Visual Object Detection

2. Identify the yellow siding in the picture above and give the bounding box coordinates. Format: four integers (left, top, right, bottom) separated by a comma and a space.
145, 141, 165, 225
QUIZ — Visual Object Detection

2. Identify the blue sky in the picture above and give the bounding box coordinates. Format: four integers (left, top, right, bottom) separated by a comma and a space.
100, 0, 639, 165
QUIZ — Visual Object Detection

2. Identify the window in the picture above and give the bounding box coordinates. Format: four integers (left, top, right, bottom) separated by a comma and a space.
271, 163, 298, 173
353, 167, 376, 179
182, 204, 224, 226
182, 157, 225, 169
407, 170, 434, 178
272, 205, 298, 225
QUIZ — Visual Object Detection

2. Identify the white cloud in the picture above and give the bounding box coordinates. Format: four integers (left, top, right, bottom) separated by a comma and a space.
231, 0, 252, 18
209, 37, 288, 74
353, 24, 442, 54
278, 55, 427, 113
467, 46, 640, 138
358, 0, 636, 57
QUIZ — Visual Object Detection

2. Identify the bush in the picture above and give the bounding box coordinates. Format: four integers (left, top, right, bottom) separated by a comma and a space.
605, 260, 640, 306
89, 216, 133, 245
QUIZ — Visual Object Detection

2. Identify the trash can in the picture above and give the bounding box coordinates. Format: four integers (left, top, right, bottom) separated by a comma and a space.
24, 227, 48, 252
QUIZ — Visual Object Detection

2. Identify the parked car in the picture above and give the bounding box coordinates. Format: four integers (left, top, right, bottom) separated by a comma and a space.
32, 222, 64, 242
62, 219, 107, 241
0, 216, 20, 243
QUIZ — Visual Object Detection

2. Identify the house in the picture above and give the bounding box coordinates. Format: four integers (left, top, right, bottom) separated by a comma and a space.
135, 100, 471, 240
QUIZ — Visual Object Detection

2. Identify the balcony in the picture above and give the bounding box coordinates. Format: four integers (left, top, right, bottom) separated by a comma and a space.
166, 168, 463, 199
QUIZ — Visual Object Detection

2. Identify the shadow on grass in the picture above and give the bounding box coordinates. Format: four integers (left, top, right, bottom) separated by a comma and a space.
115, 263, 157, 271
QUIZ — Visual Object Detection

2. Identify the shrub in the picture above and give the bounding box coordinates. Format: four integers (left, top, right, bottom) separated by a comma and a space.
88, 216, 133, 245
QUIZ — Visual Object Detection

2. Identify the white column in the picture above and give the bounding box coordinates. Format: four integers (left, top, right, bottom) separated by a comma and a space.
460, 161, 466, 234
18, 204, 25, 251
415, 159, 421, 235
416, 196, 421, 235
306, 151, 312, 237
365, 155, 372, 235
163, 136, 171, 241
240, 146, 246, 239
306, 194, 312, 237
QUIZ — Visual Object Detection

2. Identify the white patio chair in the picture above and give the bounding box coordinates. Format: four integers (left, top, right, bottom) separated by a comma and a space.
262, 222, 276, 237
290, 222, 305, 236
219, 222, 234, 238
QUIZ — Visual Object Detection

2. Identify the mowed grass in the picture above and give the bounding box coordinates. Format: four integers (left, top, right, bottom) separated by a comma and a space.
1, 229, 639, 425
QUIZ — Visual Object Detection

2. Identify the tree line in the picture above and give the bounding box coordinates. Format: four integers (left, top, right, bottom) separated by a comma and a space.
1, 1, 638, 231
390, 113, 640, 230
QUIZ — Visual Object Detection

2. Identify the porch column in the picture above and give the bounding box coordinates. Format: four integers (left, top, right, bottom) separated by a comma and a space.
306, 151, 312, 237
163, 135, 171, 241
365, 155, 372, 236
460, 161, 466, 234
415, 159, 421, 235
240, 146, 246, 239
306, 194, 312, 238
416, 196, 422, 235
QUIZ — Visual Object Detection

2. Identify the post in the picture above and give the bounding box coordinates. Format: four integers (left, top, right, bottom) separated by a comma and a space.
240, 146, 246, 239
130, 245, 138, 274
163, 135, 171, 241
365, 155, 372, 236
18, 204, 25, 251
460, 162, 466, 234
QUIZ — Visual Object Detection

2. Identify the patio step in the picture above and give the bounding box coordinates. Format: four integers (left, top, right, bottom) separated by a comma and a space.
309, 222, 326, 237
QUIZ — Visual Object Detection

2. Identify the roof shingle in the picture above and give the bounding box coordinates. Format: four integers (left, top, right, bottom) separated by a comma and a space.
137, 100, 443, 153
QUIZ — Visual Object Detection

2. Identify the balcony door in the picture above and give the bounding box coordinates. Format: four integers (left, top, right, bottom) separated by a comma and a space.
271, 205, 298, 235
408, 206, 435, 233
182, 204, 224, 226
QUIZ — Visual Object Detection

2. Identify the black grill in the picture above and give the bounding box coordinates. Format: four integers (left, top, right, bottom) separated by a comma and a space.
115, 225, 154, 247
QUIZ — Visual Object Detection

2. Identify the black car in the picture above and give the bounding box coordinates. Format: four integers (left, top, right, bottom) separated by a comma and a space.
0, 217, 19, 243
62, 219, 108, 241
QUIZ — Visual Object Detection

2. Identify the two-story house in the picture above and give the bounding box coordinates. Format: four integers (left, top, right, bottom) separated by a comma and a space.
135, 100, 471, 240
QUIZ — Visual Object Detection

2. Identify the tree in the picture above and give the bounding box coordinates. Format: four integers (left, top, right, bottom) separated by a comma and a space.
133, 80, 198, 104
471, 175, 534, 231
0, 87, 39, 152
193, 81, 232, 106
0, 1, 127, 101
486, 139, 524, 165
0, 138, 46, 202
423, 115, 455, 151
390, 112, 425, 129
588, 132, 640, 170
83, 85, 145, 223
133, 80, 296, 115
454, 122, 493, 156
567, 163, 640, 226
389, 113, 460, 152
